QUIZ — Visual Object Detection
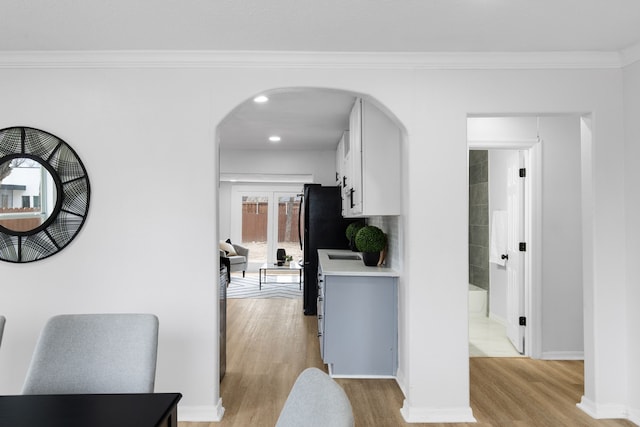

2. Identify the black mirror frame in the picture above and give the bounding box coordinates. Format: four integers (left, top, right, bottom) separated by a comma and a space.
0, 127, 90, 263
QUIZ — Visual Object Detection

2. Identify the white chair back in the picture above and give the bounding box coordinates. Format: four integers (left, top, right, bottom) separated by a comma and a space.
275, 367, 354, 427
22, 313, 159, 394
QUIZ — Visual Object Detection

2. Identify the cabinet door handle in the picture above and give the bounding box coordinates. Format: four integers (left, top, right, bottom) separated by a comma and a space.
318, 315, 323, 320
349, 188, 355, 209
317, 332, 322, 338
343, 176, 347, 187
318, 297, 323, 302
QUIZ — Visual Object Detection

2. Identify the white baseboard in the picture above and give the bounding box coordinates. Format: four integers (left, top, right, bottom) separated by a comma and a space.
400, 400, 476, 423
328, 363, 396, 379
577, 396, 628, 420
394, 367, 408, 397
330, 373, 396, 379
628, 406, 640, 425
489, 312, 506, 325
178, 399, 225, 422
541, 351, 584, 360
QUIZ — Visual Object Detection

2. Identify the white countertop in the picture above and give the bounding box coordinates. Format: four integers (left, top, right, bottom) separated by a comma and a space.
317, 249, 400, 277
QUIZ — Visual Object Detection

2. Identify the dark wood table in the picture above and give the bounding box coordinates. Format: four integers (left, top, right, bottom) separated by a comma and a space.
0, 392, 182, 427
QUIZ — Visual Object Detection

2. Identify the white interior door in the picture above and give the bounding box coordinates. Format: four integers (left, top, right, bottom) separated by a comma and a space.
506, 151, 526, 354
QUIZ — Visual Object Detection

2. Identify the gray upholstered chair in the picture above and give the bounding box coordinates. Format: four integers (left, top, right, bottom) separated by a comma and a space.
0, 315, 5, 348
275, 367, 354, 427
219, 242, 249, 278
22, 313, 159, 395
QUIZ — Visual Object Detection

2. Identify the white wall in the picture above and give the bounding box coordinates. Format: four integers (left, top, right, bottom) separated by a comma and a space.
219, 148, 337, 185
623, 59, 640, 425
407, 68, 625, 421
538, 116, 584, 358
0, 55, 630, 423
218, 182, 232, 240
468, 116, 538, 141
0, 67, 221, 418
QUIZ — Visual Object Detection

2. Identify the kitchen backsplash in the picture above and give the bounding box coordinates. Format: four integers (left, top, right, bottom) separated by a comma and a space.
367, 215, 401, 270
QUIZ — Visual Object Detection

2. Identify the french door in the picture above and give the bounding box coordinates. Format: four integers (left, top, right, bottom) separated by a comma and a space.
231, 185, 302, 270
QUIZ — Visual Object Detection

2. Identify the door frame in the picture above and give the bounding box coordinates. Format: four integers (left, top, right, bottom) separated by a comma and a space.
468, 138, 542, 358
230, 184, 303, 268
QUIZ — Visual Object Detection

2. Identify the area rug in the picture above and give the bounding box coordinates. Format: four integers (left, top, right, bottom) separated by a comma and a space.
226, 274, 303, 299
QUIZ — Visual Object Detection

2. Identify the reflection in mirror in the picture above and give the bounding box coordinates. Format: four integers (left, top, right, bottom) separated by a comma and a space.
0, 157, 57, 232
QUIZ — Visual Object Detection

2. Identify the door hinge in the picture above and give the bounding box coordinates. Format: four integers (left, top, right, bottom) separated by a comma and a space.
519, 316, 527, 326
519, 242, 526, 252
519, 168, 526, 177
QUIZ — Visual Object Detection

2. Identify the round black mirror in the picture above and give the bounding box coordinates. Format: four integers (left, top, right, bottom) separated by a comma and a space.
0, 127, 90, 263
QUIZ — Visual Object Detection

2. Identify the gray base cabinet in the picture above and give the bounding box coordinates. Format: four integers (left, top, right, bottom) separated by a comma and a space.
318, 267, 398, 377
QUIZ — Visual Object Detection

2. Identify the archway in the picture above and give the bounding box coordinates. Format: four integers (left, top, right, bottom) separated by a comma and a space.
214, 86, 407, 420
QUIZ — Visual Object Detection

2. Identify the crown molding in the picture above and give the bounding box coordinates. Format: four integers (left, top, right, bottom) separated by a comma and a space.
621, 42, 640, 67
0, 50, 624, 70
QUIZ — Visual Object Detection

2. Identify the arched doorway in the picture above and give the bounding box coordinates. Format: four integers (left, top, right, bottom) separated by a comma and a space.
215, 87, 406, 421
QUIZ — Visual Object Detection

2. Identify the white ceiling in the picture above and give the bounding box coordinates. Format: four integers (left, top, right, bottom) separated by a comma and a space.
218, 89, 356, 151
3, 0, 640, 52
3, 0, 640, 151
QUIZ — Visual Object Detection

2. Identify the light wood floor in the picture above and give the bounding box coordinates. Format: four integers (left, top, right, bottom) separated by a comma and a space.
179, 298, 635, 427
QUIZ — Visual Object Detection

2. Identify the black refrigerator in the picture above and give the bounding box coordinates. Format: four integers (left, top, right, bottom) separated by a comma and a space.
299, 184, 358, 315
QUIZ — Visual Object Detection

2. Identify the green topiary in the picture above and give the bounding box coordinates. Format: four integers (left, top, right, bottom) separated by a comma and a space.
354, 225, 387, 253
345, 221, 365, 241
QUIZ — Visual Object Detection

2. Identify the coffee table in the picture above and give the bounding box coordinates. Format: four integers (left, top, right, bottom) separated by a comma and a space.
259, 263, 303, 290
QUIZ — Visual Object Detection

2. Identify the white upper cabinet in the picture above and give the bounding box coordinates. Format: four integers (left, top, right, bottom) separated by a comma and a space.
347, 98, 363, 215
340, 98, 401, 217
336, 130, 348, 188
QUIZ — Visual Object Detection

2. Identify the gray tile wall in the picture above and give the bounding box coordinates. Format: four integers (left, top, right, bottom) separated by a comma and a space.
469, 150, 489, 290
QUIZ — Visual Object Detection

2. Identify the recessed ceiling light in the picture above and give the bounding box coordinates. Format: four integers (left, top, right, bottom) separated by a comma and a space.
253, 95, 269, 103
269, 135, 281, 142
